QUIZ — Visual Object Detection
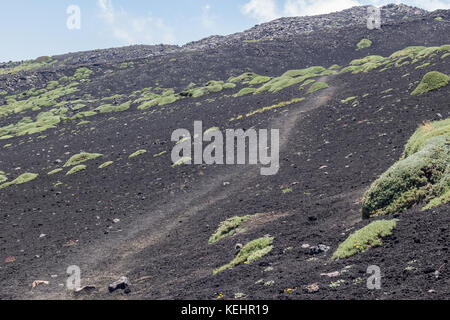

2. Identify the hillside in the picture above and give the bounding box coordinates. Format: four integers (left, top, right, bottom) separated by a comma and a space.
0, 4, 449, 300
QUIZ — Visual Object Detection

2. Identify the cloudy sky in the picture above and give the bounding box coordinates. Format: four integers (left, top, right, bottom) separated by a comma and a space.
0, 0, 449, 62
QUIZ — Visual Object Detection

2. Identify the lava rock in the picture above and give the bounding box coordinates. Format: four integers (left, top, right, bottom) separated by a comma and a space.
108, 276, 131, 294
309, 244, 330, 255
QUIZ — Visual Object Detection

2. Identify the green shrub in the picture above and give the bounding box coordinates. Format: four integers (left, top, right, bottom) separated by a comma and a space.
0, 172, 38, 188
172, 156, 192, 167
411, 71, 449, 95
223, 83, 237, 89
249, 76, 271, 85
228, 73, 258, 84
233, 87, 256, 97
361, 119, 449, 218
209, 215, 253, 244
356, 39, 372, 50
129, 149, 147, 158
214, 237, 274, 274
341, 96, 357, 103
96, 101, 131, 113
307, 81, 329, 94
66, 165, 86, 175
390, 46, 426, 59
48, 168, 63, 175
64, 152, 103, 167
73, 67, 93, 80
333, 219, 398, 259
282, 66, 326, 77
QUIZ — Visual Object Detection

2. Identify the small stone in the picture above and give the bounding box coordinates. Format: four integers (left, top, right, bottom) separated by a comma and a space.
321, 271, 340, 278
309, 244, 330, 255
32, 280, 49, 288
305, 283, 320, 293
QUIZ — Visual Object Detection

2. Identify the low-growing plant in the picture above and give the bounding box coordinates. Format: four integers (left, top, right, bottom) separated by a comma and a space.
64, 152, 103, 167
0, 172, 38, 188
411, 71, 449, 95
66, 165, 87, 175
129, 150, 147, 158
332, 219, 398, 259
99, 161, 113, 169
214, 237, 274, 274
361, 118, 449, 217
356, 39, 372, 50
48, 168, 63, 175
307, 81, 329, 94
209, 215, 253, 244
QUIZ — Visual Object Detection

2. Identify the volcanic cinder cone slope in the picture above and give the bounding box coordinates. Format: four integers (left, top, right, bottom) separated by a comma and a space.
0, 4, 449, 300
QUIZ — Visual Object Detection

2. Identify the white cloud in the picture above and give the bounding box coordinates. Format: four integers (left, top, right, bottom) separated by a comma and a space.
283, 0, 361, 17
241, 0, 281, 23
201, 4, 215, 29
97, 0, 176, 45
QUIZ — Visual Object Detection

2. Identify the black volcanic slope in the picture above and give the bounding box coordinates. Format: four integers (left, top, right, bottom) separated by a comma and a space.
0, 4, 449, 300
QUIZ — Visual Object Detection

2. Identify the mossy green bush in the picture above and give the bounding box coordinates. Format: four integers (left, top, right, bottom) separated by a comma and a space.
64, 152, 103, 167
209, 215, 253, 244
281, 66, 326, 78
249, 76, 271, 85
96, 101, 131, 113
254, 74, 313, 94
356, 39, 372, 50
73, 67, 93, 80
411, 71, 449, 95
332, 219, 398, 259
402, 119, 450, 157
137, 99, 159, 110
390, 46, 426, 59
223, 82, 237, 89
361, 119, 450, 218
66, 165, 87, 175
0, 172, 38, 188
99, 161, 113, 169
129, 149, 147, 158
214, 237, 274, 274
228, 73, 258, 84
341, 96, 357, 103
172, 156, 192, 167
48, 168, 63, 175
307, 81, 329, 94
233, 87, 256, 97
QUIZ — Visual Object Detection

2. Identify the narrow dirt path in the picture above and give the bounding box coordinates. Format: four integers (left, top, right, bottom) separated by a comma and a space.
29, 77, 346, 299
